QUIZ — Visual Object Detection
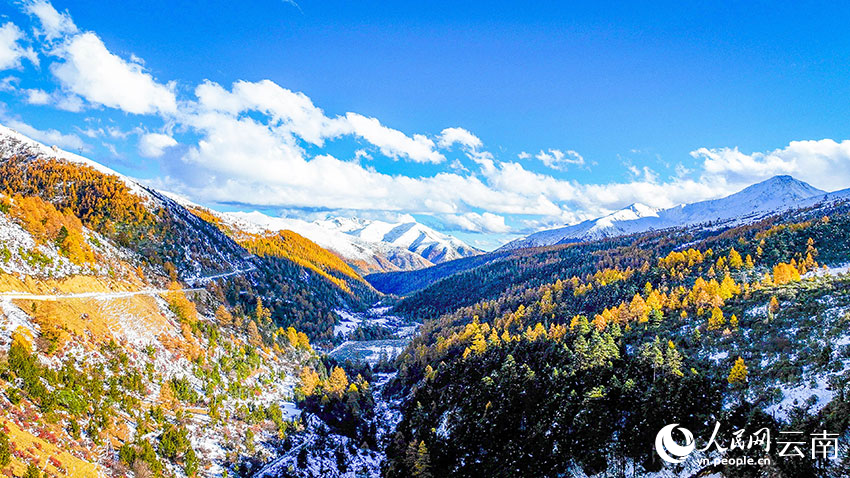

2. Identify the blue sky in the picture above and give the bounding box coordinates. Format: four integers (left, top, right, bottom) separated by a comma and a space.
2, 1, 850, 249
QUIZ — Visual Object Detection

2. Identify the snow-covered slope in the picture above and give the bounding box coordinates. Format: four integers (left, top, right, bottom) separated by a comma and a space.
223, 212, 480, 273
0, 124, 256, 280
501, 175, 830, 250
502, 203, 661, 249
0, 124, 152, 198
316, 217, 480, 263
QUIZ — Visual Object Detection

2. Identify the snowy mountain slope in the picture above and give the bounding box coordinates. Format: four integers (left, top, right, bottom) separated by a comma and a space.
316, 216, 480, 263
500, 175, 829, 250
502, 202, 661, 250
223, 211, 480, 273
0, 124, 151, 199
0, 123, 256, 280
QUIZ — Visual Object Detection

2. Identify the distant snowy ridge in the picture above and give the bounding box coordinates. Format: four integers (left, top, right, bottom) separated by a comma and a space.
223, 211, 481, 273
502, 202, 662, 249
500, 175, 847, 250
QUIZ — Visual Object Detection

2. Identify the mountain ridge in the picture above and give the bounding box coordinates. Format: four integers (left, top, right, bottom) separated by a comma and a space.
500, 175, 833, 250
223, 210, 481, 274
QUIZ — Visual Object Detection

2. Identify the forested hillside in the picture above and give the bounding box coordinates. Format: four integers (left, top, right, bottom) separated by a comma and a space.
0, 149, 378, 342
0, 140, 383, 477
383, 199, 850, 477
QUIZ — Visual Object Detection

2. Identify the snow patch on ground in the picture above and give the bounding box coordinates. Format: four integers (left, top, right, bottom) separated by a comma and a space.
0, 299, 39, 348
805, 262, 850, 278
765, 373, 835, 422
332, 306, 416, 340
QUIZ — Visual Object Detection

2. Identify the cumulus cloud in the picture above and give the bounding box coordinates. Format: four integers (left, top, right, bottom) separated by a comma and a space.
50, 33, 177, 115
443, 212, 510, 233
0, 23, 38, 70
535, 148, 585, 171
194, 79, 341, 146
691, 140, 850, 192
193, 79, 445, 163
437, 127, 483, 150
138, 132, 177, 158
24, 88, 50, 104
344, 112, 444, 163
24, 0, 78, 41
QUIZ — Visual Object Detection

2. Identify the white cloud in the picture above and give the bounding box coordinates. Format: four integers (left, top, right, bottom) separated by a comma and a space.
443, 212, 510, 233
54, 93, 83, 112
138, 132, 177, 158
535, 148, 585, 171
343, 113, 444, 163
0, 76, 18, 91
18, 86, 83, 111
517, 151, 531, 160
4, 118, 84, 151
193, 80, 445, 163
437, 127, 482, 150
691, 140, 850, 192
0, 22, 38, 70
51, 32, 177, 115
195, 79, 342, 146
24, 88, 50, 104
24, 0, 78, 41
167, 107, 565, 216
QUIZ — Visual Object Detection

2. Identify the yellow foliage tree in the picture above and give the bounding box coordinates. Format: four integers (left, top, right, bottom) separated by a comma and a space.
629, 294, 649, 323
707, 307, 725, 331
327, 366, 349, 398
772, 262, 801, 285
166, 283, 199, 324
728, 357, 748, 384
728, 248, 744, 269
246, 320, 263, 346
299, 367, 320, 396
769, 296, 780, 314
215, 305, 233, 327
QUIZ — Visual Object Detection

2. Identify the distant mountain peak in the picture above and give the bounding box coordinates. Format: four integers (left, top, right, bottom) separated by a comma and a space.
220, 211, 480, 274
499, 175, 832, 251
735, 175, 825, 198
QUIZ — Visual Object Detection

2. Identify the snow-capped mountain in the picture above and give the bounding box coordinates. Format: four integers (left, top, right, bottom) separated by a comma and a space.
500, 175, 833, 250
502, 203, 661, 250
222, 212, 480, 274
315, 217, 480, 263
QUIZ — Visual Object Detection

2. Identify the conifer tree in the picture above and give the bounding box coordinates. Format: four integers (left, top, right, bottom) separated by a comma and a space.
728, 248, 744, 269
728, 357, 748, 384
708, 307, 725, 331
299, 367, 320, 396
769, 296, 780, 315
215, 305, 233, 328
246, 320, 263, 346
327, 366, 349, 398
665, 341, 684, 377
